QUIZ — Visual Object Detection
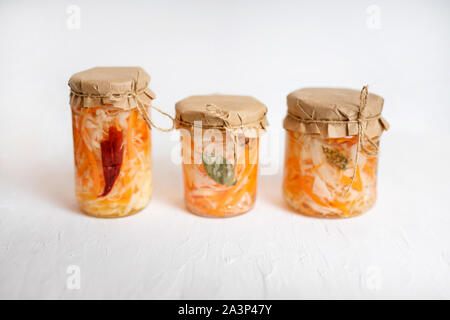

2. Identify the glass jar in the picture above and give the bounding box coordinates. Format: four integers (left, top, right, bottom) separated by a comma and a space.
282, 87, 389, 218
69, 67, 155, 217
175, 95, 268, 218
180, 130, 259, 217
283, 131, 379, 217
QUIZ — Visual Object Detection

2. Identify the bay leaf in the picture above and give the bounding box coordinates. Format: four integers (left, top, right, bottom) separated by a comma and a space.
202, 153, 237, 186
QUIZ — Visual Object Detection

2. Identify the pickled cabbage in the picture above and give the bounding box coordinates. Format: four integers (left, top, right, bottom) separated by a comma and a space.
283, 130, 378, 217
71, 106, 152, 217
181, 131, 259, 217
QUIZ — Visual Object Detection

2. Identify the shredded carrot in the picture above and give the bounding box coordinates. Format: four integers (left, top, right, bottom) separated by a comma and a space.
352, 167, 363, 192
363, 158, 377, 179
300, 180, 329, 208
310, 162, 324, 172
127, 110, 136, 160
82, 137, 101, 195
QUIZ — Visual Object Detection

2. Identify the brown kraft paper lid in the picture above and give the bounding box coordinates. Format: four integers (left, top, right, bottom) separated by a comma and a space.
175, 94, 269, 137
284, 87, 389, 138
68, 66, 155, 110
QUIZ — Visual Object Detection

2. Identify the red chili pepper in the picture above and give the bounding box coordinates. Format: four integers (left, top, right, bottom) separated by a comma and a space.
100, 126, 124, 197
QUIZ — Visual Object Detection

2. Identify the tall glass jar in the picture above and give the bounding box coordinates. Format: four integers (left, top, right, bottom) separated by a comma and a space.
175, 95, 268, 218
282, 87, 389, 218
69, 67, 155, 218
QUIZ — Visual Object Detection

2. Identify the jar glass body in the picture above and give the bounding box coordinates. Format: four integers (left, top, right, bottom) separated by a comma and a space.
282, 130, 379, 218
71, 105, 152, 217
180, 130, 259, 217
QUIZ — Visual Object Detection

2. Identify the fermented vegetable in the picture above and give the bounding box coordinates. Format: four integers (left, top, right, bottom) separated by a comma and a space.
283, 130, 379, 217
181, 131, 259, 217
71, 106, 152, 217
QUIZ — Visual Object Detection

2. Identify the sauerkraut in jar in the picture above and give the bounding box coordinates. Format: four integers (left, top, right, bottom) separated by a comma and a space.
175, 95, 268, 218
69, 67, 157, 217
283, 131, 379, 217
181, 130, 259, 217
71, 106, 152, 217
283, 87, 389, 218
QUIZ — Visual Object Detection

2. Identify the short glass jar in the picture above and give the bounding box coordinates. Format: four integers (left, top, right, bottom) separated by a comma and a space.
69, 67, 155, 218
282, 87, 389, 218
175, 95, 268, 217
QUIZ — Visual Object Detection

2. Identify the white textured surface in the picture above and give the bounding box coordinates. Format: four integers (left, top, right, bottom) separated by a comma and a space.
1, 0, 449, 299
1, 133, 450, 299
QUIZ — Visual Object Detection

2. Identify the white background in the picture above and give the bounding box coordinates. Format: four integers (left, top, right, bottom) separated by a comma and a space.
0, 0, 449, 299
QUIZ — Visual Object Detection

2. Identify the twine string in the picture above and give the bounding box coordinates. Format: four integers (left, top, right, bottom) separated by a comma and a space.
70, 89, 175, 132
343, 85, 379, 196
132, 93, 175, 132
205, 103, 240, 171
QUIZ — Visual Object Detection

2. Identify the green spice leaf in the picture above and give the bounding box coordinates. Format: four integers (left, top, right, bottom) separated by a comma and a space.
322, 146, 349, 170
202, 153, 237, 186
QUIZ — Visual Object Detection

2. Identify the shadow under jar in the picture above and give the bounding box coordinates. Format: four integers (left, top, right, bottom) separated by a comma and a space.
68, 67, 156, 218
175, 95, 269, 218
282, 87, 389, 218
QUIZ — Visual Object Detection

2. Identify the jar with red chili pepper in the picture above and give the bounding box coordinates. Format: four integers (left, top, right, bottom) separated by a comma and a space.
68, 67, 156, 217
